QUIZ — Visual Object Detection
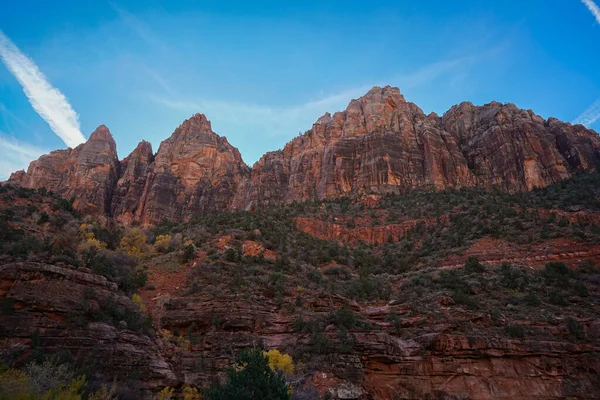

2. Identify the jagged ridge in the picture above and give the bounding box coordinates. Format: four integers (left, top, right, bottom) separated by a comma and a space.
9, 86, 600, 226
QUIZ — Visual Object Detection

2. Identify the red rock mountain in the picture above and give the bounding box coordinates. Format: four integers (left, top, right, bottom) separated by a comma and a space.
9, 86, 600, 225
10, 125, 120, 215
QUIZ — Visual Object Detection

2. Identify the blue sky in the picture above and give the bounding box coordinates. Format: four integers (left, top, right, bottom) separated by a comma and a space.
1, 0, 599, 179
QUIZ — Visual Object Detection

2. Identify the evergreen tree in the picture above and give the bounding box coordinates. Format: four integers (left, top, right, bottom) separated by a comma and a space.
204, 349, 290, 400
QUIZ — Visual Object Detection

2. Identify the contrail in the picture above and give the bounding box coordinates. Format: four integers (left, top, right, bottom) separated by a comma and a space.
581, 0, 600, 24
573, 97, 600, 127
0, 30, 86, 148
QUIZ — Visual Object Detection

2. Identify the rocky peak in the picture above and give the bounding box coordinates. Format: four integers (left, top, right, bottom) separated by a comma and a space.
340, 85, 412, 136
171, 113, 214, 139
84, 125, 118, 158
128, 140, 154, 161
88, 124, 114, 141
154, 113, 246, 174
9, 86, 600, 223
124, 113, 250, 226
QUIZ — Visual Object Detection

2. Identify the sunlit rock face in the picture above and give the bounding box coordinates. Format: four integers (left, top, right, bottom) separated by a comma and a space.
10, 86, 600, 222
242, 86, 600, 208
124, 114, 251, 226
13, 125, 120, 215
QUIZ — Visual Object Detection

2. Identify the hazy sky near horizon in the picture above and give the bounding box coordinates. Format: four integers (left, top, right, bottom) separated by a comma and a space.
0, 0, 599, 179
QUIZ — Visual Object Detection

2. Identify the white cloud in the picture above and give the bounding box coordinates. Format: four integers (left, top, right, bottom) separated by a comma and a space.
0, 135, 47, 180
573, 97, 600, 127
581, 0, 600, 24
0, 30, 86, 148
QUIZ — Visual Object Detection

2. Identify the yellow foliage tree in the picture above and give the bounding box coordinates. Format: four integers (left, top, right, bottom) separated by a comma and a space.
154, 234, 172, 253
132, 294, 147, 313
88, 383, 118, 400
158, 386, 175, 400
119, 228, 151, 259
77, 227, 107, 252
182, 386, 200, 400
264, 349, 294, 374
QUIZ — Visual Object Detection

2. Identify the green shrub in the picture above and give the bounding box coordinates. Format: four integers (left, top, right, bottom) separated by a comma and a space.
566, 317, 585, 339
498, 263, 530, 290
573, 281, 589, 297
203, 349, 290, 400
543, 262, 571, 285
505, 324, 525, 338
548, 290, 567, 306
182, 244, 196, 263
38, 212, 49, 224
224, 248, 239, 263
464, 256, 485, 273
523, 291, 541, 307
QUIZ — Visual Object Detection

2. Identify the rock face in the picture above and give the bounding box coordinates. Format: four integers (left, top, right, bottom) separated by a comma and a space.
111, 140, 154, 225
9, 86, 600, 222
13, 125, 120, 215
0, 262, 175, 398
242, 87, 600, 207
294, 216, 424, 245
131, 114, 250, 226
440, 102, 600, 191
10, 115, 250, 226
151, 292, 600, 400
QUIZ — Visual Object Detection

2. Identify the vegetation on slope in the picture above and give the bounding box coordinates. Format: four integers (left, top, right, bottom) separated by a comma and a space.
2, 171, 600, 398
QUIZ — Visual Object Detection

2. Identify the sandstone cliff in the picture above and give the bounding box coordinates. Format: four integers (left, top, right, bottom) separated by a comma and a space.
9, 86, 600, 223
11, 125, 120, 215
243, 87, 600, 208
0, 262, 175, 398
132, 114, 250, 226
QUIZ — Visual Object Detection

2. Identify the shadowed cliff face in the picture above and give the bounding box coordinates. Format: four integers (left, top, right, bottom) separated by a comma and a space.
9, 86, 600, 223
440, 102, 600, 192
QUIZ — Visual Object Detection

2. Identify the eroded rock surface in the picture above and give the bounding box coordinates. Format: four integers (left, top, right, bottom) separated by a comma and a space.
12, 126, 120, 215
0, 262, 175, 398
9, 86, 600, 222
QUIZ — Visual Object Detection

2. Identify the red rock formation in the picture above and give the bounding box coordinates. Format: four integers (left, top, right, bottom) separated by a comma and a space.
8, 86, 600, 222
241, 87, 600, 208
10, 125, 120, 215
151, 292, 600, 400
441, 102, 600, 191
294, 216, 424, 245
0, 262, 175, 398
241, 86, 475, 208
111, 140, 154, 225
129, 114, 250, 226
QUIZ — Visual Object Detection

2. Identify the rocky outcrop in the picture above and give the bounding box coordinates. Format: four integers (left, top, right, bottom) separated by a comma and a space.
294, 216, 424, 245
0, 262, 175, 398
363, 333, 600, 399
241, 87, 475, 207
129, 114, 250, 226
10, 115, 250, 226
10, 125, 120, 215
150, 292, 600, 400
111, 140, 154, 225
242, 87, 600, 208
8, 86, 600, 222
441, 102, 600, 191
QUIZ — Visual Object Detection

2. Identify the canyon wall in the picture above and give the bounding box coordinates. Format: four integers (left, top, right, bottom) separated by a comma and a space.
9, 86, 600, 225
